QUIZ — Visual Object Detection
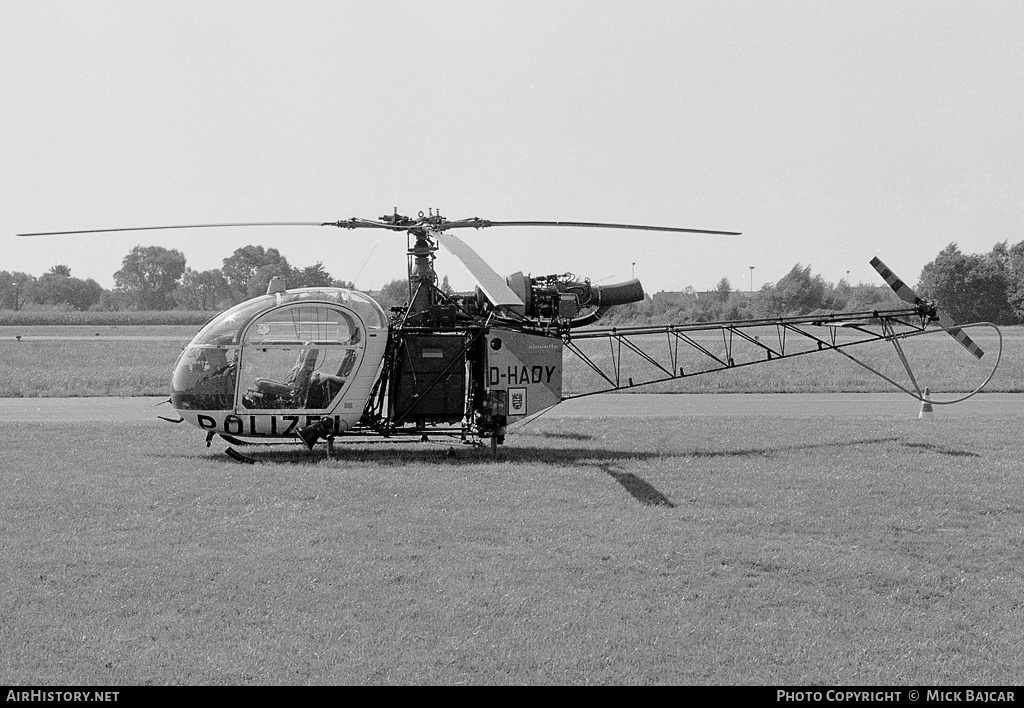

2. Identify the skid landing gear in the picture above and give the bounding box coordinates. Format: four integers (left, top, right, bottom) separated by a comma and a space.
485, 427, 506, 456
225, 447, 258, 464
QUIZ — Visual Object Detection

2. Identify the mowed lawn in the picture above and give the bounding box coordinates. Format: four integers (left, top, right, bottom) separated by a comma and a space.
1, 324, 1023, 397
2, 408, 1023, 685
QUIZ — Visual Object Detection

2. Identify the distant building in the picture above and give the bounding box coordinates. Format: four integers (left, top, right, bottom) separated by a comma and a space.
651, 290, 696, 307
652, 289, 754, 307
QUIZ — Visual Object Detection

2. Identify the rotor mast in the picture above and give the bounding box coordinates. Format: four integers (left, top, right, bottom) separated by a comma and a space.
407, 228, 440, 315
380, 209, 445, 317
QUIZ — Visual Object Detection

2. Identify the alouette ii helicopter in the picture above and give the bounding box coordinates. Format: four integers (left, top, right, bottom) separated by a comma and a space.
21, 210, 1002, 461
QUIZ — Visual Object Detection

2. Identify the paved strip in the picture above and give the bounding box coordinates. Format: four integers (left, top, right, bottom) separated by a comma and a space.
550, 392, 1020, 419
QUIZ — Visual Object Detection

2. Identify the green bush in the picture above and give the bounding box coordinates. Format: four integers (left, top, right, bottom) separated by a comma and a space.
0, 310, 214, 327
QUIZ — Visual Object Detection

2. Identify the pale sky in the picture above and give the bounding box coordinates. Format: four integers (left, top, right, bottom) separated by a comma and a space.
2, 0, 1022, 295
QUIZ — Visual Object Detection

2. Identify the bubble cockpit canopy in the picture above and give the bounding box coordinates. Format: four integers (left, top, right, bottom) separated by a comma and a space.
190, 288, 386, 347
171, 288, 387, 412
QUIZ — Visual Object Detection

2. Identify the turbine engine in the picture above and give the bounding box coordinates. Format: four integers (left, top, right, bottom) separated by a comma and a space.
503, 272, 645, 325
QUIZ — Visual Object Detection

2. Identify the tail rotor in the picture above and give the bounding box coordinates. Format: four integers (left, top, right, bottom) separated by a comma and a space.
870, 256, 984, 359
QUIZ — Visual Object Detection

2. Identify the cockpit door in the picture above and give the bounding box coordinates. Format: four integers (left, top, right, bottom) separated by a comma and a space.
235, 303, 365, 413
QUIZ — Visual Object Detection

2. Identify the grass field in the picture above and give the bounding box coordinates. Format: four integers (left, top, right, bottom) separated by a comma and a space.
2, 322, 1022, 684
1, 324, 1021, 398
2, 409, 1023, 685
0, 326, 195, 397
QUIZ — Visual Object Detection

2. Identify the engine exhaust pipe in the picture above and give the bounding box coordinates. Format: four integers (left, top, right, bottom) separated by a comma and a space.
591, 278, 645, 307
568, 279, 646, 328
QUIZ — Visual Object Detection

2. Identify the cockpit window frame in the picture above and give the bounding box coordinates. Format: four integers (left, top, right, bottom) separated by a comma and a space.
189, 287, 387, 348
234, 299, 371, 413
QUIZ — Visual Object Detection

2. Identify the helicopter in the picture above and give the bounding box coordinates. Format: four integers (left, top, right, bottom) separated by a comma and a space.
20, 210, 1002, 460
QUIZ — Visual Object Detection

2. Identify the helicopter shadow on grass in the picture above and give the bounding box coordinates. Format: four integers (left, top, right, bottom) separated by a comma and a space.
206, 440, 683, 508
682, 436, 980, 460
192, 431, 977, 508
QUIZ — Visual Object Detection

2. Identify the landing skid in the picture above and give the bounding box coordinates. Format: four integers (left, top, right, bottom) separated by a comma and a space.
225, 447, 258, 464
218, 429, 496, 463
217, 433, 335, 448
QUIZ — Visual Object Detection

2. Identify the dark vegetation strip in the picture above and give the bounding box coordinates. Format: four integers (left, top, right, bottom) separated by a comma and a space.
0, 310, 215, 326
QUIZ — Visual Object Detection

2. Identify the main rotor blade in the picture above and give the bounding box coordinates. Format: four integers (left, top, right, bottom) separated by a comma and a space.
323, 218, 411, 231
434, 233, 525, 308
441, 218, 741, 236
18, 222, 326, 237
20, 215, 741, 237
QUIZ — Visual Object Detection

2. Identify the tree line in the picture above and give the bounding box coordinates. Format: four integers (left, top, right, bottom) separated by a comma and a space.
605, 239, 1024, 327
3, 240, 1024, 326
0, 245, 355, 313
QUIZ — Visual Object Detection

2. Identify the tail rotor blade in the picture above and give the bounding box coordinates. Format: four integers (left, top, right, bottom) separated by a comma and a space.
933, 310, 985, 359
870, 256, 919, 304
870, 256, 984, 359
